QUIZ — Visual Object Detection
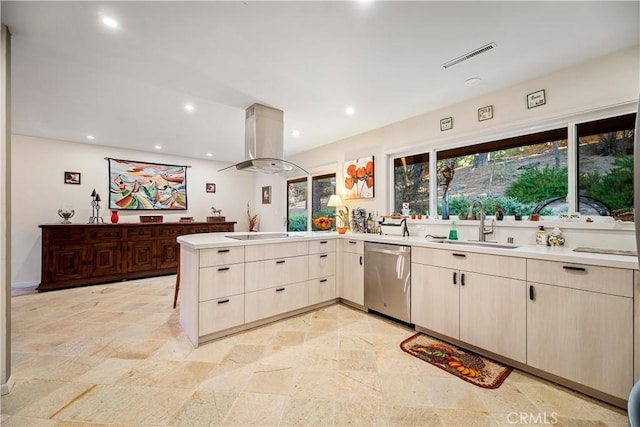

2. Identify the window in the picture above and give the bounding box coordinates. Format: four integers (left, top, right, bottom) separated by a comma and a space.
577, 113, 635, 217
311, 174, 336, 231
287, 178, 307, 231
393, 153, 429, 215
436, 128, 568, 218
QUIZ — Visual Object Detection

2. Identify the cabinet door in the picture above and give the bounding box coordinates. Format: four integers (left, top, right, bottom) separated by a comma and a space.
88, 242, 123, 277
245, 282, 308, 323
459, 272, 526, 363
127, 240, 157, 272
199, 294, 245, 336
410, 264, 459, 339
48, 244, 88, 281
309, 276, 337, 305
342, 251, 364, 306
527, 282, 633, 399
309, 252, 336, 280
157, 239, 179, 270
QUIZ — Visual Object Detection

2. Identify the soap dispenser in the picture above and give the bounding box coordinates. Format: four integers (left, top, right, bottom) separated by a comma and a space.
448, 221, 458, 240
535, 225, 548, 245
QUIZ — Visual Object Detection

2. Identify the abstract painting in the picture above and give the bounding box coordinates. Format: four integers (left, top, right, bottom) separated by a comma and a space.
343, 156, 374, 199
108, 158, 187, 210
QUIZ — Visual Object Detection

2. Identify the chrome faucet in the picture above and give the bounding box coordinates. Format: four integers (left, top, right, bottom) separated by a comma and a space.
468, 199, 494, 241
400, 217, 410, 237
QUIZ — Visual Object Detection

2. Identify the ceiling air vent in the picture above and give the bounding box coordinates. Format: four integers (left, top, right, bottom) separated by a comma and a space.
442, 42, 496, 69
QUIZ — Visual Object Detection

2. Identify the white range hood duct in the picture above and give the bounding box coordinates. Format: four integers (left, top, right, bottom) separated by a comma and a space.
219, 103, 309, 177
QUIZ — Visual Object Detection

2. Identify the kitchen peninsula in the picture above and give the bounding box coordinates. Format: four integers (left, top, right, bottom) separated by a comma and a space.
177, 230, 639, 408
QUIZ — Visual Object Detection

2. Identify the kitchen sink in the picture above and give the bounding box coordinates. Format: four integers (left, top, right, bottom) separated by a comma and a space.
434, 240, 519, 249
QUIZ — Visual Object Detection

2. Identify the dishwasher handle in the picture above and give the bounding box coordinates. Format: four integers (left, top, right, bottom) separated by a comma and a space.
365, 246, 410, 256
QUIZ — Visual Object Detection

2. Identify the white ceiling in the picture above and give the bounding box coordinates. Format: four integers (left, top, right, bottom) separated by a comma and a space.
2, 1, 639, 163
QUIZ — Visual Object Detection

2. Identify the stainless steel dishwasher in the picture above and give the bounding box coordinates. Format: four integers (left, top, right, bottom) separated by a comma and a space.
364, 242, 411, 323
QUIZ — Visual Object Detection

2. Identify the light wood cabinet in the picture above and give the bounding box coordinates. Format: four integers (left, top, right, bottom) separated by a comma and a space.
245, 281, 309, 323
411, 247, 527, 363
244, 256, 308, 292
459, 272, 526, 363
309, 276, 337, 306
527, 260, 634, 400
308, 239, 337, 305
411, 263, 459, 338
342, 239, 364, 306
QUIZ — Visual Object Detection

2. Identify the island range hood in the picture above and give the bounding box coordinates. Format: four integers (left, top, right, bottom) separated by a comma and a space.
219, 103, 309, 177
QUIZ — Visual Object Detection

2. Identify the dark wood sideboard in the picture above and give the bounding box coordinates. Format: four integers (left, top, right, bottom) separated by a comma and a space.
38, 221, 236, 292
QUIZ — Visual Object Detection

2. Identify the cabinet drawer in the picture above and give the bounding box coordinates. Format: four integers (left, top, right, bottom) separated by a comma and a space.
413, 247, 525, 280
88, 228, 123, 240
343, 239, 364, 254
200, 247, 244, 267
527, 259, 633, 297
244, 281, 308, 323
128, 227, 155, 238
158, 226, 181, 237
309, 276, 336, 305
199, 294, 244, 336
245, 241, 308, 262
48, 228, 85, 241
245, 256, 308, 292
309, 239, 336, 254
308, 252, 336, 279
199, 265, 244, 301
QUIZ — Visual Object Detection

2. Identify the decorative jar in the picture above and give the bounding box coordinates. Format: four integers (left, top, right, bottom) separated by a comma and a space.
548, 227, 565, 247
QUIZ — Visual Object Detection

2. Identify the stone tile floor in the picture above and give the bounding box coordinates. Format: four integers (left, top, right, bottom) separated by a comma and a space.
1, 275, 629, 426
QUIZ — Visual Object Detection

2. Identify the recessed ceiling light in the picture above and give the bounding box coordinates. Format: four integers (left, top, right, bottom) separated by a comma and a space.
345, 106, 355, 116
292, 130, 300, 137
206, 153, 213, 157
102, 17, 119, 29
154, 145, 162, 150
86, 135, 95, 140
184, 104, 195, 112
465, 77, 482, 87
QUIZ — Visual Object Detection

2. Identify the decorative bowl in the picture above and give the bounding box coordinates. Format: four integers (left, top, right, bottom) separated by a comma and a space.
336, 227, 348, 234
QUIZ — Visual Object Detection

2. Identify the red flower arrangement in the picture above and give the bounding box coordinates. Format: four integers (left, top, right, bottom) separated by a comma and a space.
344, 158, 374, 198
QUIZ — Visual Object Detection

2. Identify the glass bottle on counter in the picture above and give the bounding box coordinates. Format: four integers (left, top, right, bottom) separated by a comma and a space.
366, 213, 374, 233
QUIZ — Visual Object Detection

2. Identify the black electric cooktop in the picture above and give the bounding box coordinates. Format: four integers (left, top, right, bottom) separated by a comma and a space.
225, 233, 303, 241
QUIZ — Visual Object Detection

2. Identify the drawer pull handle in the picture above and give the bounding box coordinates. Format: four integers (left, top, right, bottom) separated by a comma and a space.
320, 240, 328, 244
452, 253, 466, 258
562, 265, 586, 272
359, 256, 363, 266
276, 260, 286, 264
453, 272, 457, 285
217, 249, 230, 253
461, 273, 465, 286
320, 279, 328, 283
217, 299, 230, 304
217, 267, 230, 272
529, 285, 535, 301
349, 241, 357, 244
276, 287, 285, 292
320, 254, 328, 258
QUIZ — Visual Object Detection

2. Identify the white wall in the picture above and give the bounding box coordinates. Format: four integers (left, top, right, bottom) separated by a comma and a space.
11, 135, 256, 286
279, 46, 639, 245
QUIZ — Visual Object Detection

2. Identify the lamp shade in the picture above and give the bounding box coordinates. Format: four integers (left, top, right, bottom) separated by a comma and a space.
327, 195, 344, 208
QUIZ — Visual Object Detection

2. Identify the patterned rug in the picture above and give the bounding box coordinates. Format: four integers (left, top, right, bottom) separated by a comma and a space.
400, 333, 512, 389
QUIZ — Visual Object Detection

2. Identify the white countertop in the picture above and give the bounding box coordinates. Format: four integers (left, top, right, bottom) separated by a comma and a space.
177, 231, 639, 270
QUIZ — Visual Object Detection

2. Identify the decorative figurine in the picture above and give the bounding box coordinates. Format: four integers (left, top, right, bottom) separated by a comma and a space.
57, 209, 75, 224
88, 189, 105, 223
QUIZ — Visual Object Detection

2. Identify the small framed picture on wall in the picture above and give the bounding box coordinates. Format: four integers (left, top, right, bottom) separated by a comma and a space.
205, 183, 216, 193
64, 171, 81, 185
262, 186, 272, 204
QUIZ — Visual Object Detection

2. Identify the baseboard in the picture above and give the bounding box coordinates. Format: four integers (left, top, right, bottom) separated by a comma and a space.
11, 280, 38, 290
1, 375, 15, 395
